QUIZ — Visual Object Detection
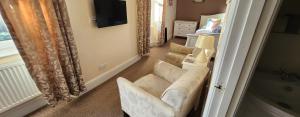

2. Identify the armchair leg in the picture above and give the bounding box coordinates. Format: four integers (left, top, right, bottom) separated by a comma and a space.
123, 111, 130, 117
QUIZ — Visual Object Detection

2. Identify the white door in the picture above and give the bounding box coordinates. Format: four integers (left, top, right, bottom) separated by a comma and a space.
202, 0, 267, 117
226, 0, 282, 116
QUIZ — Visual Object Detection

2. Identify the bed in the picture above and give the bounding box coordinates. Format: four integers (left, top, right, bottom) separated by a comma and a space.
185, 13, 225, 50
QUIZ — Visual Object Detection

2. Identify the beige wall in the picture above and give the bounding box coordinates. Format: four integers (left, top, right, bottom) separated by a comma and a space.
65, 0, 138, 81
176, 0, 227, 21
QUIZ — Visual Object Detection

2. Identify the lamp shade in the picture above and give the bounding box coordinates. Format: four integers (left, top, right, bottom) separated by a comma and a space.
195, 35, 215, 49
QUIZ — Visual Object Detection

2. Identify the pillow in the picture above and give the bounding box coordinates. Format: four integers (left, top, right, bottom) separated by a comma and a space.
212, 25, 222, 33
199, 13, 225, 27
195, 29, 212, 34
203, 18, 221, 31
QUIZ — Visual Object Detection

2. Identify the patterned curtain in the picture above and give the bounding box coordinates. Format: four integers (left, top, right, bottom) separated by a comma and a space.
137, 0, 151, 56
0, 0, 85, 106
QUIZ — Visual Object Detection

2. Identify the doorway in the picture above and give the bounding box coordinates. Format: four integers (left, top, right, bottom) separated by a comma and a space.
150, 0, 165, 46
235, 0, 300, 116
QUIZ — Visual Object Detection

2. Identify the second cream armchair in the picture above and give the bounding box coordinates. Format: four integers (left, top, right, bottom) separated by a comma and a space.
165, 43, 215, 67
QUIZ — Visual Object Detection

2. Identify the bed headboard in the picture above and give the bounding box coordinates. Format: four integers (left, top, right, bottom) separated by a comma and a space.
199, 13, 225, 28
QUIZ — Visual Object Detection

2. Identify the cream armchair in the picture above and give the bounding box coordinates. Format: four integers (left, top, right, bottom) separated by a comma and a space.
165, 43, 215, 67
117, 60, 209, 117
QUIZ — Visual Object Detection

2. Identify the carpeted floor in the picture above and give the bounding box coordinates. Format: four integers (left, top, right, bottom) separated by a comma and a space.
27, 38, 201, 117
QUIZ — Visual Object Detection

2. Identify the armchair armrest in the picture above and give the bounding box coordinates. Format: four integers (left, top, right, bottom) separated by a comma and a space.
154, 60, 186, 83
169, 43, 193, 55
117, 78, 174, 117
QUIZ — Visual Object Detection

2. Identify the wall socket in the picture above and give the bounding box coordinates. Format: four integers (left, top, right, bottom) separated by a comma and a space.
98, 63, 107, 70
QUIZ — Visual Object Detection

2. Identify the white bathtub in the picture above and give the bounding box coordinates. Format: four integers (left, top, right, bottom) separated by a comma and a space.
237, 71, 300, 117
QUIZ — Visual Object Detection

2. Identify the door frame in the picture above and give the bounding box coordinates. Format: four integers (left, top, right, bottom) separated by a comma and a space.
226, 0, 282, 116
202, 0, 267, 116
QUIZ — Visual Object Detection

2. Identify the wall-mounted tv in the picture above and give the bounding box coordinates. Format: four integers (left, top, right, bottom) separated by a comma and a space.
94, 0, 128, 28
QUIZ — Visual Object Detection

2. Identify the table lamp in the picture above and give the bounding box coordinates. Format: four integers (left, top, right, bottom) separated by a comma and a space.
195, 35, 215, 64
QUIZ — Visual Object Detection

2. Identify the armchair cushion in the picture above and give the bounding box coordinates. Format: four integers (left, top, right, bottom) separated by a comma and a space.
169, 43, 193, 55
165, 43, 195, 67
165, 53, 186, 67
134, 74, 171, 97
117, 78, 175, 117
154, 60, 186, 83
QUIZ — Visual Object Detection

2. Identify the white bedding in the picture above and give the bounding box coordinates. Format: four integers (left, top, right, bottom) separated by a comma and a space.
195, 29, 220, 35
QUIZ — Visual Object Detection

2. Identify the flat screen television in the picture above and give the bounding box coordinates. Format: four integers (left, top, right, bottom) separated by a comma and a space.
94, 0, 128, 28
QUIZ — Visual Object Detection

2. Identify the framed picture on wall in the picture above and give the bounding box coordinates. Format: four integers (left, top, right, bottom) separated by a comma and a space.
193, 0, 205, 3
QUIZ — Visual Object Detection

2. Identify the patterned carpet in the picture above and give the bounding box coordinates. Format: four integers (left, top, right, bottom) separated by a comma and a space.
27, 38, 200, 117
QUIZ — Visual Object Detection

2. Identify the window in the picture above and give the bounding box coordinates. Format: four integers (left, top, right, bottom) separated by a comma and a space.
153, 0, 163, 23
0, 13, 18, 58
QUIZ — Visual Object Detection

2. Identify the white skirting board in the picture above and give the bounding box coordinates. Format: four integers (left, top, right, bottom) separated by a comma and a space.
84, 55, 141, 93
0, 55, 141, 117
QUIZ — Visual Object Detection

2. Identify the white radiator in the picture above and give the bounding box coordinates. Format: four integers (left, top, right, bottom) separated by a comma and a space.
0, 61, 41, 113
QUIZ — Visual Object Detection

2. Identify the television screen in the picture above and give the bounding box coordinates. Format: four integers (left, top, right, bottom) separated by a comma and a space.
94, 0, 128, 28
